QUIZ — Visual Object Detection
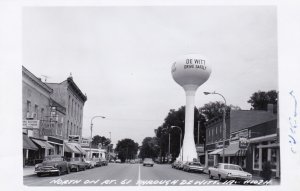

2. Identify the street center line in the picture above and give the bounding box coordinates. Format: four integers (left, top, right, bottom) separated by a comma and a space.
138, 164, 141, 186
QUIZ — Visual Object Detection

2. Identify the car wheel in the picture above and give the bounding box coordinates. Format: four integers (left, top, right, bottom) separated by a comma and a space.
57, 169, 61, 176
218, 175, 224, 182
151, 165, 153, 167
37, 173, 41, 177
209, 171, 213, 179
83, 166, 86, 171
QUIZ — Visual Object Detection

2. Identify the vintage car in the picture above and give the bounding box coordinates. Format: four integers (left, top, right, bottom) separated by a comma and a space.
35, 155, 70, 177
143, 158, 154, 167
69, 157, 90, 172
171, 161, 179, 168
208, 163, 252, 182
84, 158, 97, 168
183, 161, 204, 173
100, 158, 108, 166
176, 160, 185, 170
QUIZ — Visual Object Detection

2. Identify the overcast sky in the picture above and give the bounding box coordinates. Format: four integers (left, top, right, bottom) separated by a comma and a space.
23, 6, 277, 146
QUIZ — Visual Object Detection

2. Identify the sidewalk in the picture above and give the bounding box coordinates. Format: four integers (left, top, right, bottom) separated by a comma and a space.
23, 166, 35, 177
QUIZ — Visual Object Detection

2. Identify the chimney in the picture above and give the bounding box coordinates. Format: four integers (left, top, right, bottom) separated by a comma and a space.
267, 104, 274, 113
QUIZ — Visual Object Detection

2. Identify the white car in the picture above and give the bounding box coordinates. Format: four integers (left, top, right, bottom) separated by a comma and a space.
183, 161, 204, 172
83, 158, 97, 168
208, 163, 252, 182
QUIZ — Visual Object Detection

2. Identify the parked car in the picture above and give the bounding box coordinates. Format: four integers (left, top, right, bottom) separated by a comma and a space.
130, 160, 135, 164
171, 161, 179, 168
183, 162, 204, 173
84, 158, 97, 168
69, 157, 90, 172
115, 159, 121, 163
35, 155, 70, 177
100, 158, 108, 166
93, 158, 102, 167
177, 160, 185, 170
208, 163, 252, 182
143, 158, 154, 167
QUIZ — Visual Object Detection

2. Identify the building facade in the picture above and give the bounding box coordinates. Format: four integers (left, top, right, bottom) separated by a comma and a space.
46, 76, 87, 140
205, 106, 280, 178
22, 66, 65, 165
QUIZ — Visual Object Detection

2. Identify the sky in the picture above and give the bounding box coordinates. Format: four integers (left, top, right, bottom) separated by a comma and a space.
22, 6, 278, 147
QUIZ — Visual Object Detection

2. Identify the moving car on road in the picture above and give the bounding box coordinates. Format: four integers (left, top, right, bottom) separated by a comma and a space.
208, 163, 252, 182
35, 155, 70, 177
183, 161, 204, 173
69, 157, 90, 172
143, 158, 154, 167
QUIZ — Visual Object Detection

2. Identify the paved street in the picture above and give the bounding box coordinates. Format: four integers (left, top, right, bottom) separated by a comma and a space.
23, 163, 234, 186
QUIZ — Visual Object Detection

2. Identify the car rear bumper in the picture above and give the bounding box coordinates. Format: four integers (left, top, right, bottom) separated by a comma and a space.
226, 176, 252, 181
189, 167, 204, 171
35, 169, 59, 173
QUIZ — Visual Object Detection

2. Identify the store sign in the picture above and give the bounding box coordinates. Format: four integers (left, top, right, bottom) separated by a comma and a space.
81, 138, 90, 147
231, 129, 248, 142
23, 120, 39, 129
239, 137, 249, 149
68, 135, 80, 143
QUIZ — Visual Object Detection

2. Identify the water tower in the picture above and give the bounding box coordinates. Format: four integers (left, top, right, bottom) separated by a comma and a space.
171, 54, 212, 161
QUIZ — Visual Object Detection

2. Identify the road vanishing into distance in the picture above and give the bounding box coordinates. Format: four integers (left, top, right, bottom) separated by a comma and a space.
24, 163, 271, 186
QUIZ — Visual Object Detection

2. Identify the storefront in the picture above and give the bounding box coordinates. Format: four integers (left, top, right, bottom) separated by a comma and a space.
47, 136, 64, 156
23, 133, 38, 166
64, 142, 86, 159
30, 137, 54, 164
220, 141, 247, 169
249, 134, 280, 178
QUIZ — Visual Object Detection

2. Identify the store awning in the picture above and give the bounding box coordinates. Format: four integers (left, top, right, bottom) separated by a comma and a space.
208, 148, 224, 155
64, 142, 81, 154
23, 134, 38, 150
220, 142, 246, 157
31, 138, 54, 149
65, 142, 86, 155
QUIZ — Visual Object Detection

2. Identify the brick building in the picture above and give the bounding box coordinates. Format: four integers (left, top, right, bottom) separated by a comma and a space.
205, 105, 280, 178
46, 76, 87, 140
22, 66, 65, 165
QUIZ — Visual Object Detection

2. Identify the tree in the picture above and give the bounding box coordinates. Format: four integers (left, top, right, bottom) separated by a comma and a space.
91, 135, 111, 148
247, 90, 278, 111
115, 138, 139, 162
199, 101, 241, 121
155, 106, 207, 162
139, 137, 160, 159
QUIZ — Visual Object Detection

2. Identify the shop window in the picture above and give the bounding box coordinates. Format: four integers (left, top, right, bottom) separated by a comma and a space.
253, 145, 259, 169
271, 148, 277, 170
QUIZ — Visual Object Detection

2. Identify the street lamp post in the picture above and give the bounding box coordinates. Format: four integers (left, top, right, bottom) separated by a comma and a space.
90, 116, 106, 158
171, 126, 183, 161
168, 133, 171, 163
204, 91, 227, 163
109, 132, 111, 161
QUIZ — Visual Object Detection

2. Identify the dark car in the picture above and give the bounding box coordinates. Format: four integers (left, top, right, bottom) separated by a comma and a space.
100, 158, 108, 166
69, 157, 90, 172
35, 155, 70, 177
143, 158, 154, 167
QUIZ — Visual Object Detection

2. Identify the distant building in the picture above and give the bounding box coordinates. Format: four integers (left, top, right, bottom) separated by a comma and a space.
46, 76, 87, 140
205, 105, 280, 178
